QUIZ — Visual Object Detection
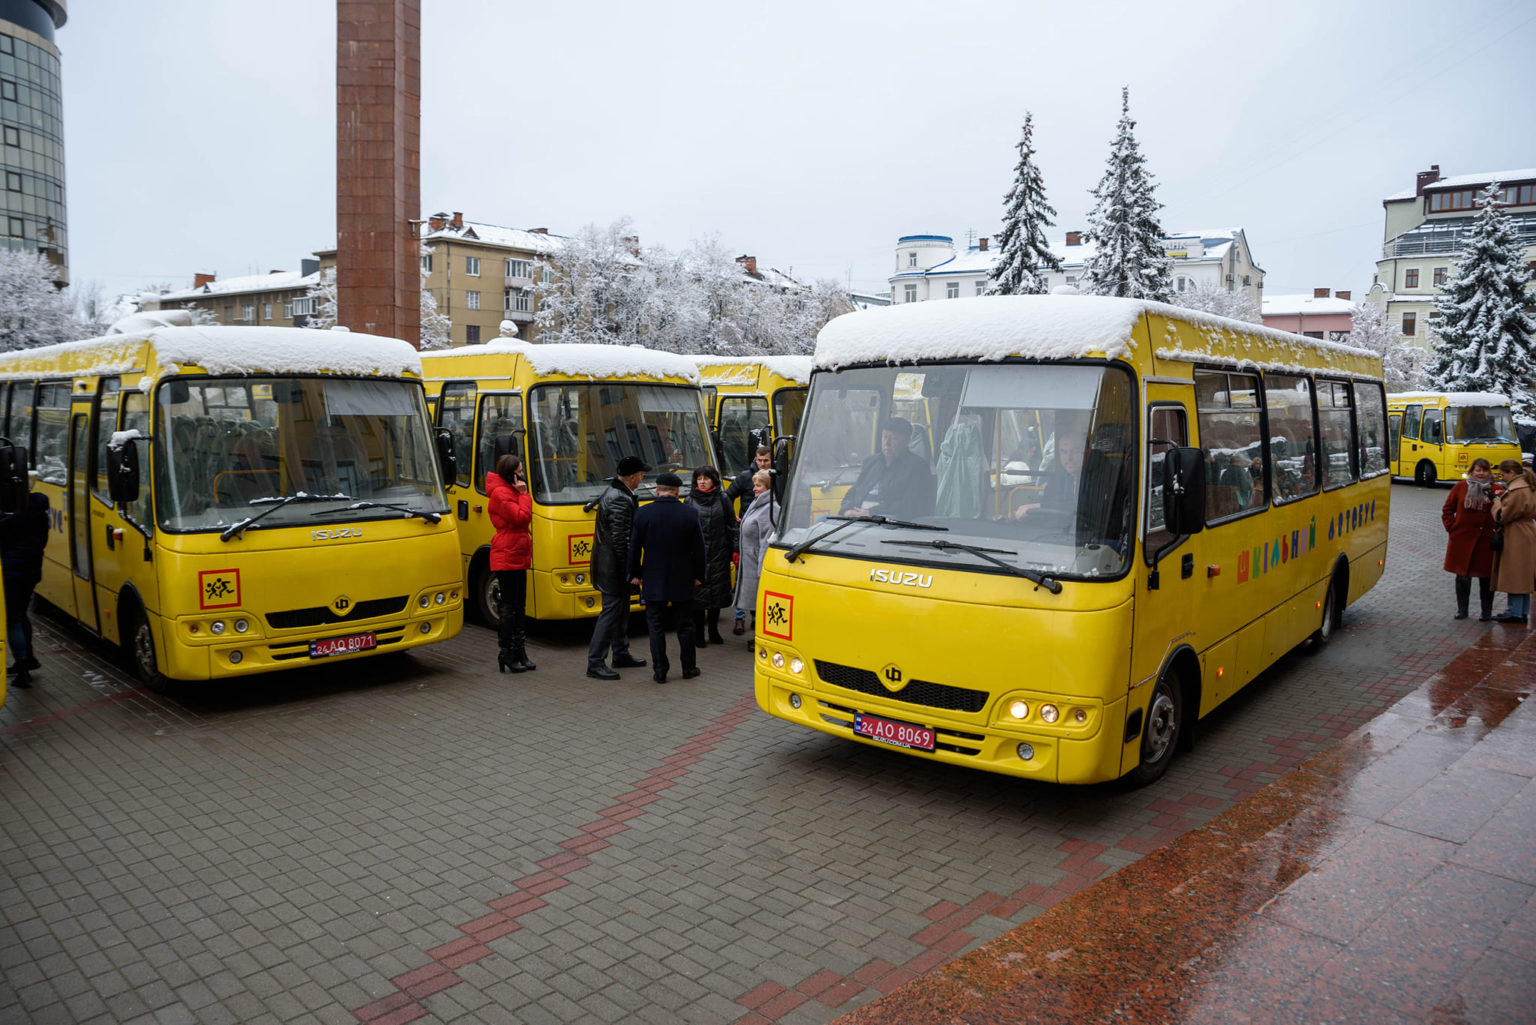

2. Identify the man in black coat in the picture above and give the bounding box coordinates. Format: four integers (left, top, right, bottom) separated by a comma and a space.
1, 489, 50, 687
627, 473, 707, 684
840, 418, 934, 521
586, 456, 651, 680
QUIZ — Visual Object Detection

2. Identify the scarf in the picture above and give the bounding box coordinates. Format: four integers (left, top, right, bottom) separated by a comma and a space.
1464, 478, 1492, 511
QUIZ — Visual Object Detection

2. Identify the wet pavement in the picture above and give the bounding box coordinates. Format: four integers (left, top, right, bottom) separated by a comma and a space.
1, 482, 1532, 1024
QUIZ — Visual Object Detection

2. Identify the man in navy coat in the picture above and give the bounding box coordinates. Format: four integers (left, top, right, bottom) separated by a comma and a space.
628, 473, 707, 684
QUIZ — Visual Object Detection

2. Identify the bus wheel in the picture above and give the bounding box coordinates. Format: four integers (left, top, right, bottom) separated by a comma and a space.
472, 564, 503, 628
1415, 461, 1437, 487
126, 610, 171, 694
1128, 668, 1182, 787
1309, 579, 1339, 650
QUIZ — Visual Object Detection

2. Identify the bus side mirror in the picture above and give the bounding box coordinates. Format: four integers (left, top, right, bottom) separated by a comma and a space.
108, 436, 141, 505
435, 429, 458, 486
1162, 446, 1205, 537
0, 439, 27, 514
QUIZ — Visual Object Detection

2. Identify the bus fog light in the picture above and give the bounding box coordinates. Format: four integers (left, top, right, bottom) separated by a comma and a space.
1016, 742, 1035, 761
789, 693, 802, 709
210, 621, 226, 635
188, 623, 199, 634
575, 573, 585, 585
1040, 704, 1059, 724
234, 619, 248, 634
435, 592, 446, 604
772, 652, 785, 669
1073, 708, 1087, 724
758, 647, 767, 660
560, 574, 568, 584
1009, 699, 1030, 720
789, 657, 803, 675
419, 594, 431, 608
584, 597, 595, 608
228, 650, 243, 664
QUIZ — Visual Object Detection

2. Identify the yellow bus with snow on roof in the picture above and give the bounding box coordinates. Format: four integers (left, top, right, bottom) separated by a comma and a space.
694, 356, 811, 478
1386, 391, 1521, 485
754, 295, 1389, 786
0, 314, 463, 691
422, 342, 713, 624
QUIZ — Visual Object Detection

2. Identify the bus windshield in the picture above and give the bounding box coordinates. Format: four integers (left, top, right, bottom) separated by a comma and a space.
779, 363, 1136, 580
527, 382, 712, 504
155, 376, 445, 532
1446, 405, 1515, 444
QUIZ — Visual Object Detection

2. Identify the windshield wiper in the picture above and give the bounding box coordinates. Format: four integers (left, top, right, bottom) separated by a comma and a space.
220, 492, 351, 542
881, 538, 1063, 594
313, 501, 441, 524
785, 514, 944, 563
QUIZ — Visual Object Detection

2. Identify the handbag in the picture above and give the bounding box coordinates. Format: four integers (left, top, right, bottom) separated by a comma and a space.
1489, 527, 1504, 553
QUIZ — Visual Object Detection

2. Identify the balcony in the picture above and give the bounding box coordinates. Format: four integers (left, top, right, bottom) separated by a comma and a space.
504, 275, 534, 290
502, 307, 534, 323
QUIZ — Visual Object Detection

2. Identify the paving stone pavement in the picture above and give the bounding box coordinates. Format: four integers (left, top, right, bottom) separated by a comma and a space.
0, 483, 1514, 1024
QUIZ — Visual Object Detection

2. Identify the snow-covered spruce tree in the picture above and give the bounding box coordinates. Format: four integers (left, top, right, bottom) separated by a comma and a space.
1171, 280, 1261, 324
1081, 88, 1173, 302
989, 112, 1062, 295
1349, 301, 1424, 392
302, 273, 338, 330
0, 249, 77, 350
1424, 182, 1536, 422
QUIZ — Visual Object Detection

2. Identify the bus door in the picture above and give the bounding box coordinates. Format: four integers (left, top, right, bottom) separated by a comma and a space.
1421, 406, 1445, 475
1400, 403, 1423, 469
89, 379, 141, 642
1131, 397, 1200, 736
436, 381, 476, 521
68, 408, 101, 634
1388, 412, 1402, 474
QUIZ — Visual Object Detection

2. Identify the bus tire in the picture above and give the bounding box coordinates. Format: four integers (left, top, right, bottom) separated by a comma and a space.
472, 561, 502, 629
1308, 575, 1342, 651
125, 608, 171, 694
1414, 460, 1436, 487
1127, 666, 1182, 787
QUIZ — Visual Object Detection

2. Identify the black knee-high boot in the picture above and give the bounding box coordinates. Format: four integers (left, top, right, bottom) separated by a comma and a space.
498, 602, 524, 673
1478, 576, 1495, 621
1454, 575, 1471, 619
694, 607, 709, 647
509, 607, 535, 671
707, 607, 724, 645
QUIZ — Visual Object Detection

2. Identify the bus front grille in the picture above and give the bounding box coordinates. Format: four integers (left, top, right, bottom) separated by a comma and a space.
813, 660, 989, 713
265, 596, 410, 629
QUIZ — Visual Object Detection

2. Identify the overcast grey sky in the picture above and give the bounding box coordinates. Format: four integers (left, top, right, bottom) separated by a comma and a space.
62, 0, 1536, 307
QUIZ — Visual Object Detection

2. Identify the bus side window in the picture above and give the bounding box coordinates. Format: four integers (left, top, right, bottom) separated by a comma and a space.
1402, 404, 1422, 441
10, 380, 35, 467
475, 394, 523, 493
1354, 382, 1389, 476
436, 382, 475, 489
1265, 374, 1318, 504
1422, 408, 1443, 446
1145, 404, 1187, 558
121, 392, 154, 534
1195, 370, 1264, 523
1318, 380, 1357, 488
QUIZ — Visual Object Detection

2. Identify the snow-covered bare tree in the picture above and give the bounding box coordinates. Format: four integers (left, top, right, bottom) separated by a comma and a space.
1348, 301, 1424, 392
533, 218, 654, 346
303, 272, 338, 331
989, 112, 1061, 295
1171, 280, 1260, 323
1424, 183, 1536, 423
0, 249, 80, 349
1081, 88, 1173, 302
183, 304, 220, 326
419, 242, 451, 349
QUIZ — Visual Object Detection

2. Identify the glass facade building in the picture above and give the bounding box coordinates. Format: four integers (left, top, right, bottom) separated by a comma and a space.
1, 0, 67, 286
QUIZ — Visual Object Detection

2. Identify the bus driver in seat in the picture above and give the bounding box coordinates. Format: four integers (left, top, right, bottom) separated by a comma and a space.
1012, 424, 1086, 521
840, 418, 935, 520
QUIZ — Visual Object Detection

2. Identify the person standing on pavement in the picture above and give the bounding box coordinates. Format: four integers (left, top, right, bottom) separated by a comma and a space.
687, 465, 736, 647
486, 454, 536, 673
586, 456, 651, 680
627, 473, 707, 684
725, 445, 771, 635
1, 487, 49, 688
733, 469, 777, 648
1442, 457, 1499, 621
1490, 459, 1536, 624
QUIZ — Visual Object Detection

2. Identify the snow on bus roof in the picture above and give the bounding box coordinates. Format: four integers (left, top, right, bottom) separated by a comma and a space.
0, 325, 424, 382
813, 295, 1373, 370
693, 354, 813, 384
425, 340, 701, 383
1389, 391, 1509, 406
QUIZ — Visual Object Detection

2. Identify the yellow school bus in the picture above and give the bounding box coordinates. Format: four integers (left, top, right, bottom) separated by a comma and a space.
754, 296, 1390, 786
695, 357, 811, 476
1386, 391, 1520, 485
421, 342, 713, 624
0, 317, 463, 690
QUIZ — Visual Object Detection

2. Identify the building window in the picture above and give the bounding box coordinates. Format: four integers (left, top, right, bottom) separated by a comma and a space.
4, 171, 20, 192
946, 281, 959, 299
323, 266, 336, 282
224, 306, 234, 322
284, 301, 293, 318
1433, 267, 1447, 287
0, 80, 15, 102
505, 289, 532, 312
1066, 276, 1077, 286
2, 126, 17, 147
292, 297, 316, 316
506, 258, 530, 278
904, 284, 917, 303
465, 325, 481, 344
466, 256, 481, 276
1176, 276, 1188, 292
262, 303, 272, 320
908, 252, 917, 268
7, 216, 23, 238
1402, 311, 1416, 336
465, 290, 481, 310
241, 305, 254, 323
975, 282, 986, 296
421, 253, 432, 274
1404, 268, 1419, 288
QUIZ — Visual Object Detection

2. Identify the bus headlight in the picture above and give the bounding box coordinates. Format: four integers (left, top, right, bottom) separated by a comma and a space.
234, 619, 249, 634
788, 657, 803, 675
1040, 704, 1059, 724
419, 594, 431, 608
772, 652, 785, 669
1009, 700, 1030, 720
575, 573, 585, 585
434, 592, 446, 605
210, 621, 226, 635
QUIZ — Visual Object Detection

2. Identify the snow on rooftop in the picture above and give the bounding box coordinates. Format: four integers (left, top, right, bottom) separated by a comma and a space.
423, 220, 567, 254
694, 355, 812, 384
1261, 294, 1357, 316
1389, 391, 1510, 406
156, 269, 318, 301
1385, 168, 1536, 201
814, 295, 1371, 371
424, 340, 701, 383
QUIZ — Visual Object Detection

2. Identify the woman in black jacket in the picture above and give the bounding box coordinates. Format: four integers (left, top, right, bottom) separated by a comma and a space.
687, 465, 737, 646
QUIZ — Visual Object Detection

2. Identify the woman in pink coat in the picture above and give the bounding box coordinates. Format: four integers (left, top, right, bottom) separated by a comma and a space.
487, 453, 535, 672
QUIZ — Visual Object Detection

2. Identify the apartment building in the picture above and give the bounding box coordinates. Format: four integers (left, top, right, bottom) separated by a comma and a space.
147, 263, 323, 327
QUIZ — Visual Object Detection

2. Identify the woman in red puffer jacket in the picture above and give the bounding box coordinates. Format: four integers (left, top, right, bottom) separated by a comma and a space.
487, 453, 535, 672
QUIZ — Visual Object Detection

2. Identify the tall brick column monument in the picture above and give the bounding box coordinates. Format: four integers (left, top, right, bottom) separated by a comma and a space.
336, 0, 421, 345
